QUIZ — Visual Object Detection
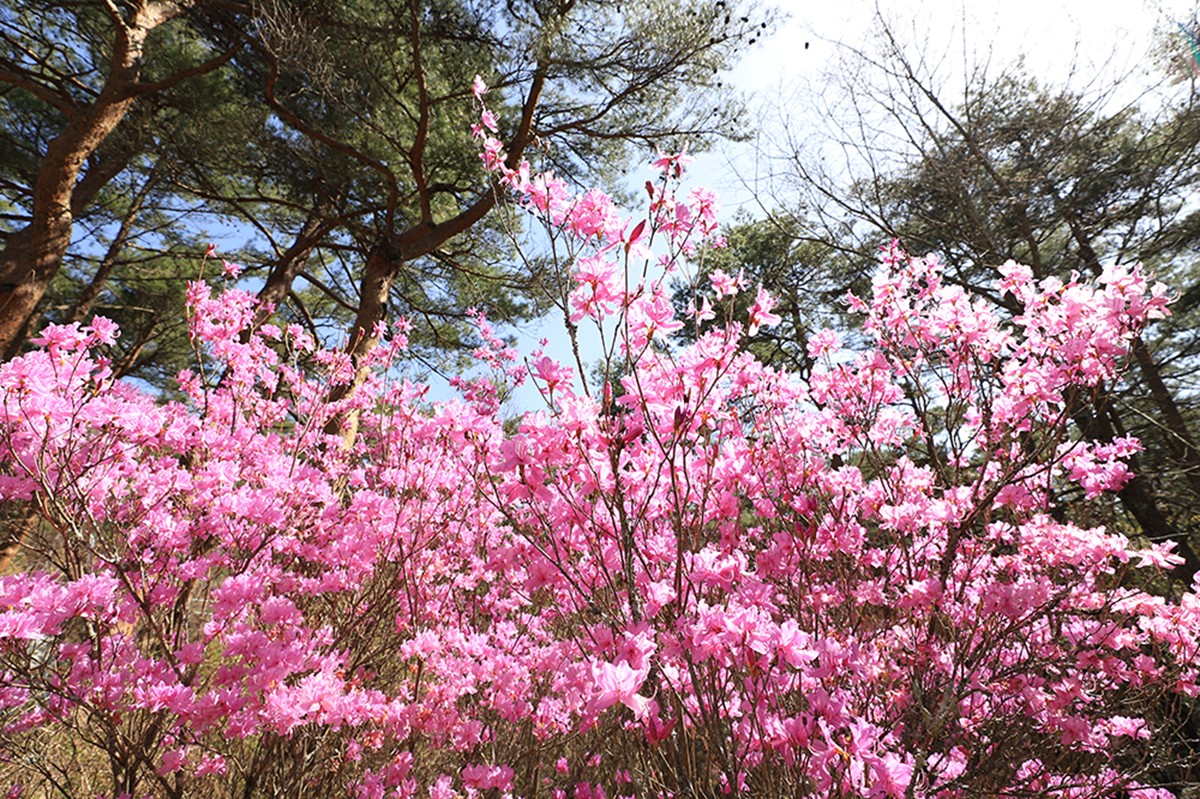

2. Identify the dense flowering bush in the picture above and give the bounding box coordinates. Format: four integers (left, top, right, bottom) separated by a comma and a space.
0, 82, 1196, 798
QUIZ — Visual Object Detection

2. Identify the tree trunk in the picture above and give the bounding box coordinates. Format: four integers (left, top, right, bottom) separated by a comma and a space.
323, 239, 400, 443
249, 212, 331, 333
1129, 336, 1200, 498
1055, 206, 1200, 582
0, 228, 70, 359
322, 62, 548, 446
0, 95, 141, 359
1070, 392, 1200, 585
0, 1, 183, 360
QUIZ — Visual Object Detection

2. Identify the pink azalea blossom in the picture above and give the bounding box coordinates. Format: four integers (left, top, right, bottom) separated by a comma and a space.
747, 285, 782, 335
591, 661, 652, 719
0, 85, 1193, 799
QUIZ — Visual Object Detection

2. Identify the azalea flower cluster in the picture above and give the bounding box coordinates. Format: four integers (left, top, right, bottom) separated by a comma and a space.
0, 86, 1195, 799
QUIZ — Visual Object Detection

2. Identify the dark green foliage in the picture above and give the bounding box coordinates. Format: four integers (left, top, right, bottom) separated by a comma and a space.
673, 215, 852, 376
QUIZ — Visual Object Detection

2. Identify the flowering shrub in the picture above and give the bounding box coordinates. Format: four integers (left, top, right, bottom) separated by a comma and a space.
0, 83, 1195, 798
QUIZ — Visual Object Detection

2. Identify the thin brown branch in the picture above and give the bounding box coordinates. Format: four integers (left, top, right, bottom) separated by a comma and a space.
0, 65, 80, 116
407, 0, 432, 224
259, 51, 400, 228
129, 46, 238, 96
